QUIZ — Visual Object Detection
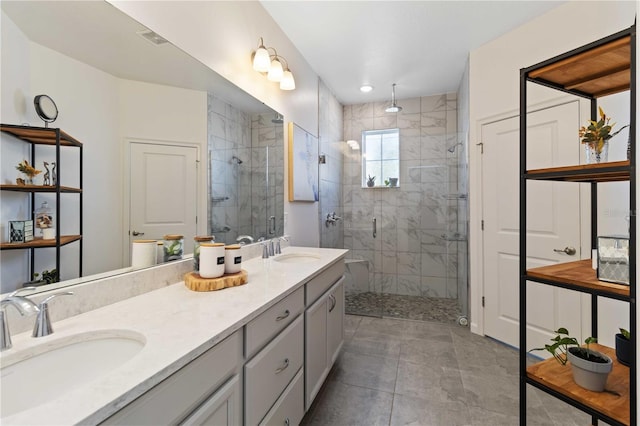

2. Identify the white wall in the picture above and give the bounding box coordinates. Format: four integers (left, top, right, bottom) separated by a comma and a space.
468, 1, 637, 342
108, 0, 322, 247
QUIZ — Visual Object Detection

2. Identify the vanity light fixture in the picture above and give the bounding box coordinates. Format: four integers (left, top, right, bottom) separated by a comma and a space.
385, 83, 403, 113
252, 37, 296, 90
346, 140, 360, 150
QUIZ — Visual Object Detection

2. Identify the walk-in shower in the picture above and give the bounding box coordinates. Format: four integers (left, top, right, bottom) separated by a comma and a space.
324, 92, 468, 326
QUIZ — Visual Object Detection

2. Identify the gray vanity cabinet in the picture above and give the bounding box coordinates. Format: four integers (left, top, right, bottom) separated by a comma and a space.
101, 330, 242, 426
305, 276, 345, 410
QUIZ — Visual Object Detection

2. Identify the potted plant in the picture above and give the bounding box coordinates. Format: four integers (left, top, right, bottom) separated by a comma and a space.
615, 328, 631, 367
579, 107, 629, 163
366, 175, 375, 187
530, 328, 612, 392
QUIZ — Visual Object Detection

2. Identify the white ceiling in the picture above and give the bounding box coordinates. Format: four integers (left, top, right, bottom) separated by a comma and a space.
3, 1, 566, 110
262, 1, 566, 105
1, 0, 270, 114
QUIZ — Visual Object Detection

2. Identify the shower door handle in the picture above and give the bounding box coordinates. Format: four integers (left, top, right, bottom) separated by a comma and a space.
269, 216, 276, 235
373, 217, 377, 238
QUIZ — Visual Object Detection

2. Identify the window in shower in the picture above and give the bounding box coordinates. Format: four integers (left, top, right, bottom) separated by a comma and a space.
361, 128, 400, 188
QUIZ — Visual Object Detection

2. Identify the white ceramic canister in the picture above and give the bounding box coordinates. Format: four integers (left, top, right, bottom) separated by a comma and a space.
156, 241, 164, 265
224, 244, 242, 274
199, 242, 226, 278
132, 240, 158, 269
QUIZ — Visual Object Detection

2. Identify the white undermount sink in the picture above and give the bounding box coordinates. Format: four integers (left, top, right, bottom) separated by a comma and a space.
273, 252, 322, 263
1, 330, 145, 417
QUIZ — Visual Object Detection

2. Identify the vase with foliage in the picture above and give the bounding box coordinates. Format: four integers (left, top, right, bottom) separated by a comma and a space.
15, 159, 41, 185
530, 327, 612, 392
579, 107, 629, 164
366, 175, 375, 187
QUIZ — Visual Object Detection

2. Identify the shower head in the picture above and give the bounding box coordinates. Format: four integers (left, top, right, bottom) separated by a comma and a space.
231, 155, 243, 165
271, 113, 284, 124
447, 142, 464, 153
385, 83, 403, 113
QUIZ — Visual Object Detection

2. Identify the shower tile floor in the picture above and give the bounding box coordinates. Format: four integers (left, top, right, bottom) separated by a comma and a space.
346, 292, 460, 324
301, 315, 594, 426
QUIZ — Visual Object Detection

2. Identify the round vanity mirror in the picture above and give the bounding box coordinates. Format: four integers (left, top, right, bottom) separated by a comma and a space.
34, 94, 58, 127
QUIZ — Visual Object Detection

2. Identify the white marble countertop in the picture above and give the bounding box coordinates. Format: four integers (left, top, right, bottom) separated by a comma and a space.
1, 246, 348, 425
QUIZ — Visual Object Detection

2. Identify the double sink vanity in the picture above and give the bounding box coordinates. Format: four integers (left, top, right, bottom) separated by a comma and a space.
1, 246, 347, 425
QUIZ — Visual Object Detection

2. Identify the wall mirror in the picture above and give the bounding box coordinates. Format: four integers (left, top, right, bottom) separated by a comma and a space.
361, 128, 400, 188
0, 0, 284, 294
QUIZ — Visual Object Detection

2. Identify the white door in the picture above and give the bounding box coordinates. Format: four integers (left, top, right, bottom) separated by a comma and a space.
129, 142, 198, 262
482, 101, 585, 351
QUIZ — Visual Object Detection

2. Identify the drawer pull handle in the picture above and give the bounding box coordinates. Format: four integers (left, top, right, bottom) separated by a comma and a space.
285, 418, 290, 426
276, 310, 290, 321
275, 358, 290, 374
329, 294, 337, 312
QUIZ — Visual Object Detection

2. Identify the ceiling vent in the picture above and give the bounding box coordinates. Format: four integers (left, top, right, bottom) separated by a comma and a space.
137, 30, 168, 46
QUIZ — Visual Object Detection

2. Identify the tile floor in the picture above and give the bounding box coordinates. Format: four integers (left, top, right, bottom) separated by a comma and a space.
301, 315, 593, 426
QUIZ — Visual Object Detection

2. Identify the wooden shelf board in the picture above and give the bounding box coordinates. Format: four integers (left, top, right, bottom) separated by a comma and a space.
526, 259, 630, 298
527, 344, 629, 425
1, 184, 82, 193
526, 160, 630, 182
1, 124, 83, 147
0, 235, 82, 250
528, 36, 631, 98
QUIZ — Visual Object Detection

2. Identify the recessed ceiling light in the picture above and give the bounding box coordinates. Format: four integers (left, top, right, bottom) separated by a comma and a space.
360, 85, 373, 93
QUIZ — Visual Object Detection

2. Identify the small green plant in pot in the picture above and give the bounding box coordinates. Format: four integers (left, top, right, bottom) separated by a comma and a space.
366, 175, 375, 187
530, 328, 612, 392
615, 328, 631, 367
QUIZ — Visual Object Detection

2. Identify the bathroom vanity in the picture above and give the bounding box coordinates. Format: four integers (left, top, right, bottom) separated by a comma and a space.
0, 247, 347, 425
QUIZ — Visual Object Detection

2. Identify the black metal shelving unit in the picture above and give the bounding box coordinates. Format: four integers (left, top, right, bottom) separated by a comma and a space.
519, 24, 636, 425
1, 124, 83, 283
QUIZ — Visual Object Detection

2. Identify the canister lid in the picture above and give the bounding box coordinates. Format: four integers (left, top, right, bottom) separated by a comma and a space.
201, 242, 225, 247
194, 235, 214, 242
133, 239, 157, 243
163, 234, 184, 240
225, 244, 241, 250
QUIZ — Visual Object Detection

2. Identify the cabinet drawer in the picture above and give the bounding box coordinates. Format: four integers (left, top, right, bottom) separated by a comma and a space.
246, 286, 304, 358
259, 368, 304, 426
102, 330, 242, 425
245, 315, 303, 426
305, 260, 345, 305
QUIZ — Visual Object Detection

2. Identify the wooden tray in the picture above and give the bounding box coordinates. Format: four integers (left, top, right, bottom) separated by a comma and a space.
184, 270, 248, 292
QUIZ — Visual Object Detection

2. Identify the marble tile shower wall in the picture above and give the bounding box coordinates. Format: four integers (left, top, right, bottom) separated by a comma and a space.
250, 112, 284, 240
342, 93, 459, 298
318, 80, 345, 249
208, 94, 251, 243
207, 95, 284, 244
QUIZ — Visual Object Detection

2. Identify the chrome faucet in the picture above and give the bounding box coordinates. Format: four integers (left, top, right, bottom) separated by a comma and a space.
262, 241, 270, 259
1, 287, 39, 351
274, 236, 289, 255
33, 292, 73, 338
268, 239, 275, 257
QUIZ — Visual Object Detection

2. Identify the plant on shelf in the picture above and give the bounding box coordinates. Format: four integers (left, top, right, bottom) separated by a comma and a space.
366, 175, 376, 187
579, 106, 629, 163
15, 159, 41, 184
615, 327, 631, 367
530, 327, 613, 392
24, 269, 59, 286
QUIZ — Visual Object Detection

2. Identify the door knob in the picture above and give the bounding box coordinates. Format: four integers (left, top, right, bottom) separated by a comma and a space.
553, 246, 576, 256
131, 231, 144, 236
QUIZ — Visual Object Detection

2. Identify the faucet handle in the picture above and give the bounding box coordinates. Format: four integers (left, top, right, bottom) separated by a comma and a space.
9, 287, 37, 297
32, 292, 73, 338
